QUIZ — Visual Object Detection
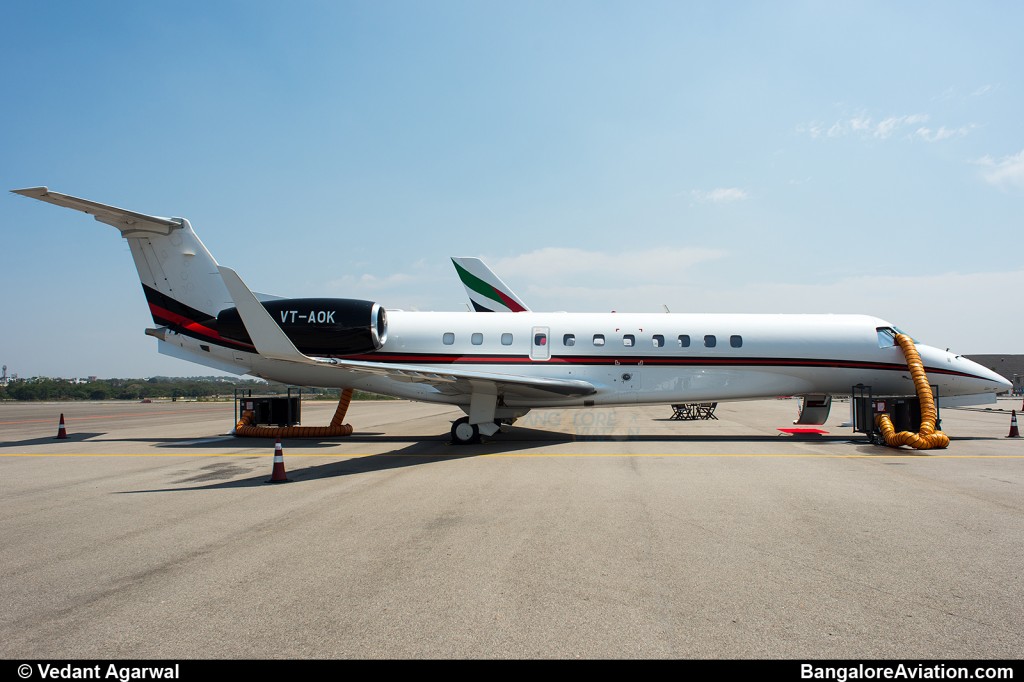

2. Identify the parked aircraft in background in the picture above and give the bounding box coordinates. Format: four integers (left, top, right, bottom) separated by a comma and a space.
13, 187, 1011, 443
451, 257, 530, 313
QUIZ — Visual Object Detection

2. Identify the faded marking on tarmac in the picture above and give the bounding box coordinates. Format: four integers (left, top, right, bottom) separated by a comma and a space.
3, 452, 1022, 459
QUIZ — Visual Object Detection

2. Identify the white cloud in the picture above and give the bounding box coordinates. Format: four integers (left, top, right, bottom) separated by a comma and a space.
490, 246, 727, 290
800, 111, 972, 143
510, 269, 1024, 353
690, 187, 748, 203
975, 150, 1024, 191
343, 272, 415, 289
915, 124, 975, 142
931, 85, 996, 102
874, 114, 928, 139
691, 270, 1024, 353
311, 247, 1021, 352
796, 122, 823, 139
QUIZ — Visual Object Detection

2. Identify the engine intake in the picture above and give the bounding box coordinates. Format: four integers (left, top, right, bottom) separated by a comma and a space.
218, 298, 387, 355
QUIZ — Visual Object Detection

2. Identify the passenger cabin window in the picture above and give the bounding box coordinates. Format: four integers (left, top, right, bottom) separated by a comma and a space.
678, 335, 690, 348
563, 334, 576, 346
501, 333, 513, 346
593, 334, 605, 346
730, 335, 743, 348
704, 335, 717, 348
623, 334, 635, 347
534, 332, 547, 347
443, 332, 455, 345
471, 333, 483, 345
653, 334, 665, 348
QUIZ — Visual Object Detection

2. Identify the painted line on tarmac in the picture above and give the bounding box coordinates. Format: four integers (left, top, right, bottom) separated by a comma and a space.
0, 407, 228, 425
3, 452, 1022, 459
175, 437, 237, 446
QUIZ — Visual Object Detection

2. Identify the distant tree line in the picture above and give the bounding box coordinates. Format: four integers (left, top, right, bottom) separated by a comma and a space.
0, 376, 396, 402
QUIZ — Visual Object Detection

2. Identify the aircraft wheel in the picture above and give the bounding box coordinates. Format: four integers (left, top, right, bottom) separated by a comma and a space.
451, 417, 481, 445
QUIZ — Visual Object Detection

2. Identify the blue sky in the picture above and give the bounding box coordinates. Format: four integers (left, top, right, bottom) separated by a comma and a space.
2, 1, 1022, 378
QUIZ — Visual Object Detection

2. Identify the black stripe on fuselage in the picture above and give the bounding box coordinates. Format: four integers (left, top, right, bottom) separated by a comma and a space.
142, 285, 255, 352
142, 285, 217, 326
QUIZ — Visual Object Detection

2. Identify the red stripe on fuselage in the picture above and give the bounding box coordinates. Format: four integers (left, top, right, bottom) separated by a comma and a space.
148, 303, 255, 351
337, 352, 981, 379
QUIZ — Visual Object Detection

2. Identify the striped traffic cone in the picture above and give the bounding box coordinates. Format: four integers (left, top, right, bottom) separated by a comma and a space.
266, 440, 290, 483
55, 413, 68, 439
1008, 411, 1020, 438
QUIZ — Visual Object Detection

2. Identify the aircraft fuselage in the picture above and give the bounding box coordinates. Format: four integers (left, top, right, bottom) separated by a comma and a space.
164, 309, 1007, 408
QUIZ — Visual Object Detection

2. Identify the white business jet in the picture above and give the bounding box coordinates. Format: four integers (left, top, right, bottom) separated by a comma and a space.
13, 187, 1011, 444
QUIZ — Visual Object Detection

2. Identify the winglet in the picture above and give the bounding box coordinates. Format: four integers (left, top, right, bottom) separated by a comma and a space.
217, 266, 317, 364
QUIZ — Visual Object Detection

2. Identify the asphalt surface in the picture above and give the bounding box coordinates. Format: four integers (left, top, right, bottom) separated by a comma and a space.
1, 397, 1021, 659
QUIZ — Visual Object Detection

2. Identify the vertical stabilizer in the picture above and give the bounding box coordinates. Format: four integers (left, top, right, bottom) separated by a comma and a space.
12, 187, 233, 326
451, 257, 530, 312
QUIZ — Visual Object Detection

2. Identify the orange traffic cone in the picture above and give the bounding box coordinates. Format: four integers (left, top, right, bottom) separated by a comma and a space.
1008, 411, 1020, 438
267, 440, 290, 483
55, 413, 68, 439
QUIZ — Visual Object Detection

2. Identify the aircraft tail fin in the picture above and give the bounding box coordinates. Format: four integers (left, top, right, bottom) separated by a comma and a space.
12, 187, 234, 329
451, 257, 530, 312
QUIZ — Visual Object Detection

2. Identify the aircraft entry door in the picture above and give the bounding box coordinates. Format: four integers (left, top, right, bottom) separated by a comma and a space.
530, 327, 551, 361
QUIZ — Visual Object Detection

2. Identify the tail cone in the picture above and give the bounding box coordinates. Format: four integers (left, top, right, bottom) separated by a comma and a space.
55, 413, 68, 440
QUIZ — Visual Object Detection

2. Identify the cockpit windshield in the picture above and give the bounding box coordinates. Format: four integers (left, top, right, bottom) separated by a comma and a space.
877, 326, 917, 348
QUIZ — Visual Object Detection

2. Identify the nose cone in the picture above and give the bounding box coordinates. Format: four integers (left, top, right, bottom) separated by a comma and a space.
958, 355, 1013, 392
919, 344, 1013, 395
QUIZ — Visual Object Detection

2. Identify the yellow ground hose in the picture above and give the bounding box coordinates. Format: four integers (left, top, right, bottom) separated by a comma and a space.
234, 388, 354, 438
874, 334, 949, 449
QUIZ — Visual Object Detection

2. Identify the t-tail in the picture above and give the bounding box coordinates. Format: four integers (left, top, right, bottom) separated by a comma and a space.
11, 187, 248, 373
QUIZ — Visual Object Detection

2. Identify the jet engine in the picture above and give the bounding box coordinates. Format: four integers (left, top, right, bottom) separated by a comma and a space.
217, 298, 387, 355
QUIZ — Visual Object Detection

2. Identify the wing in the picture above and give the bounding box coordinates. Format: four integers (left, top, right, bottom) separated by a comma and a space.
218, 266, 594, 400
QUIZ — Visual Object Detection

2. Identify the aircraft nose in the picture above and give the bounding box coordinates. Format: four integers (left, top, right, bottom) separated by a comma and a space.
918, 345, 1012, 395
959, 355, 1012, 392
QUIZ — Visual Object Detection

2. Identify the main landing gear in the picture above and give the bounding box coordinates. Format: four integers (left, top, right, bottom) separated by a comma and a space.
450, 416, 518, 445
450, 417, 481, 445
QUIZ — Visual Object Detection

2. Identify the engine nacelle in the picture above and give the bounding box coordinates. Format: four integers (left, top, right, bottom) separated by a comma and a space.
217, 298, 387, 355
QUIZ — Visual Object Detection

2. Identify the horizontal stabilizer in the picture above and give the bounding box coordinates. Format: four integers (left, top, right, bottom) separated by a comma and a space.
12, 186, 180, 236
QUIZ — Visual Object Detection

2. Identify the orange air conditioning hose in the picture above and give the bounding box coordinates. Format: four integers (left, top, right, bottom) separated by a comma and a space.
874, 334, 950, 449
234, 388, 354, 438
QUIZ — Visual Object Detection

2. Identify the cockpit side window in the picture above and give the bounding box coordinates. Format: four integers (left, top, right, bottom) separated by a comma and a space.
876, 327, 896, 348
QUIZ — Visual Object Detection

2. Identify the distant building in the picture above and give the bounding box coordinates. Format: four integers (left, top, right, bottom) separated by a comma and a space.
965, 355, 1024, 395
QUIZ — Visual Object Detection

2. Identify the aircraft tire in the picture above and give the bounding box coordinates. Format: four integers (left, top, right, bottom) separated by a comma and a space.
451, 417, 481, 445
